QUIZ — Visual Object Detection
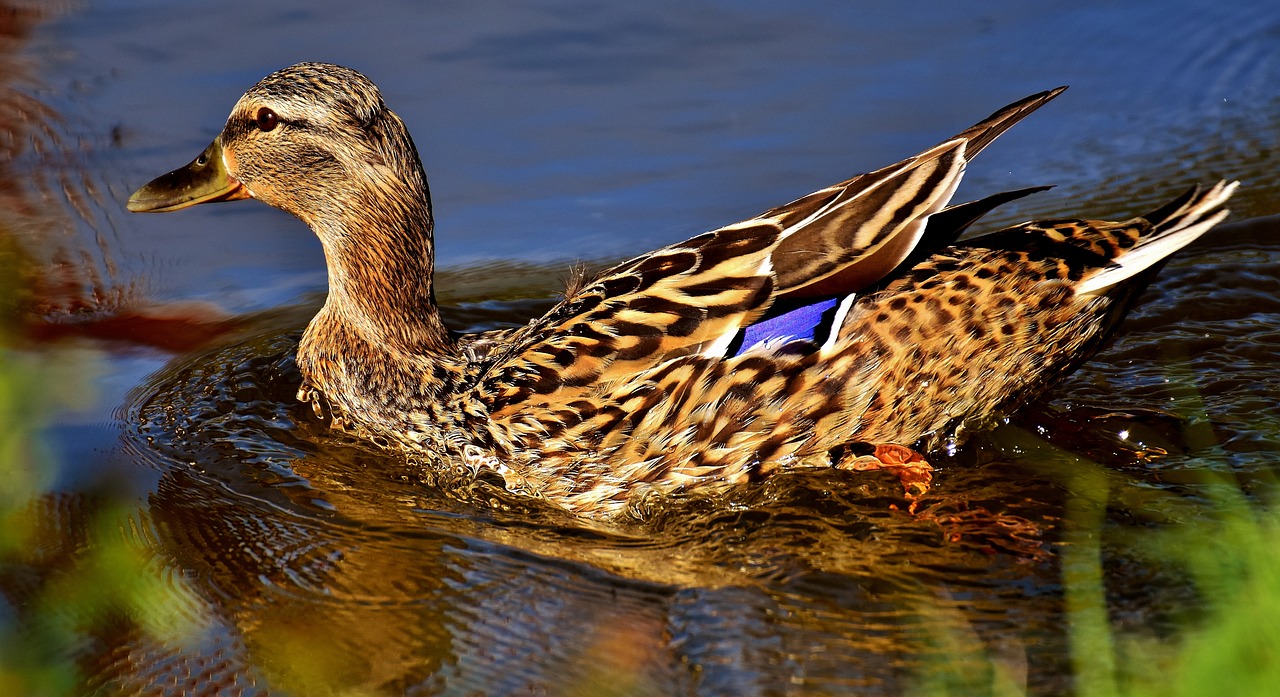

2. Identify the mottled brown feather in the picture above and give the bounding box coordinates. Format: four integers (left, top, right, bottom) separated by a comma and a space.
478, 90, 1065, 417
128, 65, 1235, 519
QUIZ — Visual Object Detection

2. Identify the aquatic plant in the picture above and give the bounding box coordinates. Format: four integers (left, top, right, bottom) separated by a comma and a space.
911, 427, 1280, 697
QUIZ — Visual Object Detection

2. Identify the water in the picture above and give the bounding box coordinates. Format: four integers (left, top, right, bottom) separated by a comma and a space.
3, 0, 1278, 694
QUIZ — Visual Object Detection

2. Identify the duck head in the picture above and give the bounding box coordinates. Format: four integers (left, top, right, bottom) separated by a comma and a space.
128, 62, 432, 233
128, 63, 450, 354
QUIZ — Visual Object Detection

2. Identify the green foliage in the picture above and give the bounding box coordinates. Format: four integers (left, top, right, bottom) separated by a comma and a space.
1113, 480, 1280, 697
0, 325, 198, 693
912, 427, 1280, 697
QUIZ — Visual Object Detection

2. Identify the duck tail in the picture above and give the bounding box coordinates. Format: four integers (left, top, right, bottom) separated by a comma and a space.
1075, 180, 1237, 297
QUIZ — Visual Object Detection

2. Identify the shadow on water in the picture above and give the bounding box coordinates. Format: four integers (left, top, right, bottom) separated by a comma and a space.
0, 0, 1278, 695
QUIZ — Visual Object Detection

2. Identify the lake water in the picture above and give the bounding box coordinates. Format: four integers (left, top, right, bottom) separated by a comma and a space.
3, 0, 1278, 694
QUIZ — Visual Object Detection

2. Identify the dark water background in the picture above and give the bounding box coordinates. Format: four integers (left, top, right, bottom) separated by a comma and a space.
3, 0, 1279, 694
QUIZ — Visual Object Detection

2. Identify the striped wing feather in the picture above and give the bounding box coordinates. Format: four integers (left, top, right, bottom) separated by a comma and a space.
491, 183, 1234, 516
477, 89, 1066, 416
825, 181, 1237, 446
768, 87, 1066, 299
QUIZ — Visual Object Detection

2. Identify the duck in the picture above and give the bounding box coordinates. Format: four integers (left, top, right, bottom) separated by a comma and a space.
128, 63, 1236, 519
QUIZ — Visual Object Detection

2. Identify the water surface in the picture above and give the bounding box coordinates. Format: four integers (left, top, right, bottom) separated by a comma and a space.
3, 1, 1278, 694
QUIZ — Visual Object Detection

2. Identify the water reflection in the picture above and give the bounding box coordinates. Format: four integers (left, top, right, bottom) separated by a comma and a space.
3, 0, 1278, 694
98, 322, 1095, 694
0, 2, 89, 299
0, 3, 246, 356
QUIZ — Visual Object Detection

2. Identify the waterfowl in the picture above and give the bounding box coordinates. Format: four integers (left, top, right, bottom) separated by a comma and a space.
128, 63, 1235, 519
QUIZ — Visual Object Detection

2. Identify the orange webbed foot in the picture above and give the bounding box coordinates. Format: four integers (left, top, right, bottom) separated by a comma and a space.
843, 443, 933, 512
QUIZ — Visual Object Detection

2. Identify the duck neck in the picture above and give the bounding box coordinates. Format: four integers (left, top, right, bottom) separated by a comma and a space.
313, 169, 453, 357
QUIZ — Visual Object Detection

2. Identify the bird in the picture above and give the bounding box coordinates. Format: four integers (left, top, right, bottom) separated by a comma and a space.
128, 62, 1236, 520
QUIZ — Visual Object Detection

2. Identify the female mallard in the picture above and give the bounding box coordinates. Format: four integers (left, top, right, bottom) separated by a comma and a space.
128, 63, 1235, 519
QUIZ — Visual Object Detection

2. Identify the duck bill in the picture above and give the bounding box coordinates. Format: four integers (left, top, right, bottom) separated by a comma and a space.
126, 137, 251, 213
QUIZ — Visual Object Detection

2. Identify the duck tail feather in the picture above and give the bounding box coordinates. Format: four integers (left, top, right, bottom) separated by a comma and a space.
1076, 180, 1238, 297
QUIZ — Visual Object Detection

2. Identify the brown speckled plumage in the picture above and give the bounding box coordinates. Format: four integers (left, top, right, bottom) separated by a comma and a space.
129, 63, 1236, 519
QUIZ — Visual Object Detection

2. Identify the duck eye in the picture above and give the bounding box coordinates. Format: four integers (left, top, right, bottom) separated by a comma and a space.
254, 107, 279, 132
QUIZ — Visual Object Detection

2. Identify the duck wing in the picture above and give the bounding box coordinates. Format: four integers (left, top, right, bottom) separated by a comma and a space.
735, 184, 1053, 351
475, 89, 1065, 415
825, 180, 1237, 446
490, 183, 1235, 516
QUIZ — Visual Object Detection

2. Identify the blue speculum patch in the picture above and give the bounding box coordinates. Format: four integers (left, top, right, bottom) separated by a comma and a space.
736, 297, 840, 353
